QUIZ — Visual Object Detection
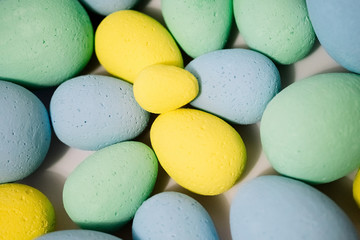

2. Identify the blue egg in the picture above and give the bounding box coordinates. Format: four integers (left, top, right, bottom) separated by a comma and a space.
230, 175, 358, 240
79, 0, 140, 16
185, 49, 280, 125
0, 80, 51, 183
35, 229, 122, 240
306, 0, 360, 74
132, 191, 219, 240
50, 75, 150, 151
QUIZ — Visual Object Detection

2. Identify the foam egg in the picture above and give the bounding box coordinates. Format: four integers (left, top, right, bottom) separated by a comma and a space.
306, 0, 360, 74
186, 49, 281, 125
353, 169, 360, 208
162, 0, 232, 58
50, 75, 149, 151
0, 80, 51, 183
233, 0, 315, 64
79, 0, 139, 16
36, 229, 122, 240
95, 10, 183, 83
261, 73, 360, 183
230, 175, 359, 240
150, 108, 246, 195
133, 64, 199, 114
0, 183, 55, 240
132, 191, 219, 240
63, 141, 158, 232
0, 0, 93, 87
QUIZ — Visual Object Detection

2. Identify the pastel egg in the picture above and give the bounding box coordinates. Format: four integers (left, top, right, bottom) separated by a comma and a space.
36, 229, 122, 240
150, 108, 247, 195
133, 64, 199, 114
0, 80, 51, 183
185, 49, 281, 125
50, 75, 150, 151
132, 192, 219, 240
306, 0, 360, 74
261, 73, 360, 183
353, 169, 360, 208
230, 175, 358, 240
0, 0, 93, 87
233, 0, 315, 64
63, 141, 158, 232
162, 0, 232, 58
79, 0, 139, 16
95, 10, 183, 83
0, 183, 55, 240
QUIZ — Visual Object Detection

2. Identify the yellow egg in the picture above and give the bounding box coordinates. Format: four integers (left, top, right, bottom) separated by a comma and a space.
150, 108, 247, 195
133, 64, 199, 114
0, 183, 55, 240
95, 10, 183, 83
353, 169, 360, 207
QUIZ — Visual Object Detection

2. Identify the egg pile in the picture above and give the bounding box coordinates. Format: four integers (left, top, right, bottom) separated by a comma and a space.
1, 0, 360, 239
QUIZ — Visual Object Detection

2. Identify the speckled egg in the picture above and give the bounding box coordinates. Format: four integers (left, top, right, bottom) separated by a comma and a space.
63, 141, 158, 232
0, 80, 51, 183
186, 49, 281, 125
50, 75, 150, 151
80, 0, 140, 16
230, 175, 358, 240
261, 73, 360, 183
132, 191, 219, 240
36, 229, 122, 240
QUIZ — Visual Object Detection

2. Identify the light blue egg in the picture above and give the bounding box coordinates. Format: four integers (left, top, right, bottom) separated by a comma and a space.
306, 0, 360, 74
185, 49, 280, 125
35, 229, 122, 240
132, 191, 219, 240
230, 175, 359, 240
79, 0, 140, 16
50, 75, 150, 151
0, 80, 51, 183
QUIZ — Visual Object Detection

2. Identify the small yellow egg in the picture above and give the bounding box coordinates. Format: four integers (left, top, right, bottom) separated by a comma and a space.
353, 169, 360, 207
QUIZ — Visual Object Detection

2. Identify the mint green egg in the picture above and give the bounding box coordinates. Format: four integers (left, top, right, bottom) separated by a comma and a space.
63, 141, 158, 232
260, 73, 360, 183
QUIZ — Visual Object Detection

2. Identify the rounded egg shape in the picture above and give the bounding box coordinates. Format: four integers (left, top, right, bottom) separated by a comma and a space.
63, 141, 158, 232
132, 191, 219, 240
36, 229, 122, 240
150, 108, 247, 195
79, 0, 140, 16
50, 75, 150, 151
0, 80, 51, 183
230, 175, 359, 240
260, 73, 360, 183
0, 0, 94, 87
306, 0, 360, 74
186, 49, 281, 125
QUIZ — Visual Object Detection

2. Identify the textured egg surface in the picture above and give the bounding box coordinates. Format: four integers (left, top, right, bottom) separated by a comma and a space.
162, 0, 232, 58
0, 80, 51, 183
306, 0, 360, 74
95, 10, 183, 83
230, 175, 359, 240
186, 48, 281, 124
0, 183, 55, 240
79, 0, 139, 16
50, 75, 149, 151
150, 108, 246, 195
233, 0, 315, 64
0, 0, 93, 87
132, 191, 219, 240
261, 73, 360, 183
35, 229, 122, 240
63, 141, 158, 232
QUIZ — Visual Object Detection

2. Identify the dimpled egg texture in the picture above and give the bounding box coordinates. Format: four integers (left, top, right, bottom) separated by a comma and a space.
0, 183, 56, 240
36, 229, 122, 240
186, 49, 281, 125
79, 0, 140, 16
133, 64, 199, 114
261, 73, 360, 183
132, 192, 219, 240
0, 80, 51, 183
50, 75, 149, 151
306, 0, 360, 74
162, 0, 232, 58
0, 0, 93, 87
63, 141, 158, 232
95, 10, 183, 83
233, 0, 315, 64
150, 108, 246, 195
230, 176, 359, 240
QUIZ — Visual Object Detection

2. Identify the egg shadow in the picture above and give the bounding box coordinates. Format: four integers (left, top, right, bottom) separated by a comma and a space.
276, 63, 296, 89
